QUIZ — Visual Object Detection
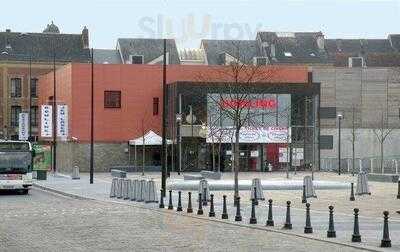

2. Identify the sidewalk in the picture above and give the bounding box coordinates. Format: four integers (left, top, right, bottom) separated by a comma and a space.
33, 172, 400, 252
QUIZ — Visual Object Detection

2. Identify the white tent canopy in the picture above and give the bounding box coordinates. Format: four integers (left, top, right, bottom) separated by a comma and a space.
129, 130, 172, 146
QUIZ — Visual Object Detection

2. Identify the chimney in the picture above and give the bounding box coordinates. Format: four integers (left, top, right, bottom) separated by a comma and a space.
270, 43, 276, 59
316, 33, 325, 51
81, 26, 89, 49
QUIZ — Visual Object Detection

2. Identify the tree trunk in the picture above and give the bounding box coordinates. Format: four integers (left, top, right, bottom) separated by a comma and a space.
381, 140, 384, 174
211, 136, 215, 172
352, 137, 355, 176
234, 126, 240, 205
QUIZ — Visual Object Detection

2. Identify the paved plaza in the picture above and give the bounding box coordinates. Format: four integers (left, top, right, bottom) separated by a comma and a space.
31, 171, 400, 251
1, 188, 366, 252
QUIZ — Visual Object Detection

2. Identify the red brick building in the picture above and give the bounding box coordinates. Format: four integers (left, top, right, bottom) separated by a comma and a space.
39, 64, 314, 172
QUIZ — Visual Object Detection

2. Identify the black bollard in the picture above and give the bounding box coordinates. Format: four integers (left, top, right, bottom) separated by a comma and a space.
209, 194, 215, 217
302, 185, 307, 204
283, 201, 292, 229
266, 199, 274, 226
203, 188, 208, 206
221, 195, 228, 219
197, 193, 204, 215
381, 211, 391, 248
235, 196, 242, 221
351, 208, 361, 242
397, 180, 400, 199
168, 190, 173, 210
253, 186, 259, 206
350, 182, 355, 201
159, 189, 165, 208
304, 203, 313, 234
249, 198, 257, 224
187, 192, 193, 213
327, 205, 336, 238
177, 191, 183, 212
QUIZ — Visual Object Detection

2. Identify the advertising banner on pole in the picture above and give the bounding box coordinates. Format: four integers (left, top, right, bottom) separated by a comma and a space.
57, 105, 68, 140
41, 105, 53, 138
18, 112, 29, 140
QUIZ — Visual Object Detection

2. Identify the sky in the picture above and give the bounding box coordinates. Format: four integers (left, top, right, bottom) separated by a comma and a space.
1, 0, 399, 49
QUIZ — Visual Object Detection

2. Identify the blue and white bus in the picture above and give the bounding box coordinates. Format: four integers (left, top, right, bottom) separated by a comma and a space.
0, 140, 34, 194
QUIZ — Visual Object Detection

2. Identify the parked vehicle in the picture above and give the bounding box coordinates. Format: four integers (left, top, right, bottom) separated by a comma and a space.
0, 140, 34, 194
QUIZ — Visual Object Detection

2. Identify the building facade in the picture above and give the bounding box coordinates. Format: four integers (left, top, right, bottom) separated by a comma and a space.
0, 22, 90, 140
198, 32, 400, 173
38, 63, 312, 173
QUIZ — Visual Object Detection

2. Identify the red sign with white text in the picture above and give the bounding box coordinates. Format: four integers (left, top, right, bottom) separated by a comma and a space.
220, 99, 277, 109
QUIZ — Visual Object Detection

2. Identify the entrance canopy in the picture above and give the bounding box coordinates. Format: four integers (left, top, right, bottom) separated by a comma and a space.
129, 130, 172, 146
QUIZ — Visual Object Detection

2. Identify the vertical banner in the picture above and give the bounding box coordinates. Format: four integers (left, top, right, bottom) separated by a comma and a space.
57, 105, 68, 140
41, 105, 53, 138
18, 112, 29, 140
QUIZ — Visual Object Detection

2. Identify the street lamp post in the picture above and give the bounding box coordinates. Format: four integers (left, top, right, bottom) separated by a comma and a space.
337, 112, 343, 175
176, 112, 182, 175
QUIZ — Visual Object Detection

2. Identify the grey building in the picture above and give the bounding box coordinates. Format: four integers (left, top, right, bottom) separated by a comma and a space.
200, 32, 400, 173
116, 38, 180, 64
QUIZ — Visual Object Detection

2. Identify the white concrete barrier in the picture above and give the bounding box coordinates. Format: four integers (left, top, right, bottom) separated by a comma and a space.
168, 179, 351, 191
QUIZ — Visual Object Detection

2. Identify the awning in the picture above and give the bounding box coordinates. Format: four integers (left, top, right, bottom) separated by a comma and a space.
129, 130, 172, 146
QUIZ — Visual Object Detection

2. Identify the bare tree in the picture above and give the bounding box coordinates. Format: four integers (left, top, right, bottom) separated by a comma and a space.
196, 42, 278, 204
372, 109, 394, 174
346, 105, 359, 176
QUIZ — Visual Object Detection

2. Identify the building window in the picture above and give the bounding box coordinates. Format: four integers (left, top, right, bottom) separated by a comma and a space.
30, 106, 38, 127
11, 106, 21, 126
30, 78, 38, 98
10, 78, 22, 98
320, 135, 334, 149
130, 55, 144, 64
320, 107, 337, 119
104, 91, 121, 108
153, 97, 159, 115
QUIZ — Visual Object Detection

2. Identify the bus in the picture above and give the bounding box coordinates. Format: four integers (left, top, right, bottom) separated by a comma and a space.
0, 140, 34, 194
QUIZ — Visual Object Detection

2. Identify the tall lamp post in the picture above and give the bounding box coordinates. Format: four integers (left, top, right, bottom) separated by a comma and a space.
161, 39, 167, 197
337, 112, 343, 175
176, 112, 182, 175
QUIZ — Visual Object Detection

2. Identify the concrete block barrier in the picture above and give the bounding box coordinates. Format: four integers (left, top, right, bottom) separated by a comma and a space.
303, 176, 317, 198
110, 178, 118, 198
145, 179, 158, 203
116, 178, 123, 198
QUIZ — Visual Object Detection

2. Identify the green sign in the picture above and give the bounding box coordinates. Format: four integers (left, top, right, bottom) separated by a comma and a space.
33, 144, 51, 171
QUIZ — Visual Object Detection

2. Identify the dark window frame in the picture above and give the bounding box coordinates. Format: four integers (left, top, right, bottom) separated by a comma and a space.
30, 106, 38, 127
30, 78, 38, 98
10, 77, 22, 98
11, 106, 22, 127
320, 107, 337, 119
104, 90, 121, 108
320, 135, 334, 149
153, 97, 159, 116
131, 55, 144, 64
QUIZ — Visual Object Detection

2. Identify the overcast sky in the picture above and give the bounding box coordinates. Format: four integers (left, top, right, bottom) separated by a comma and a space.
1, 0, 399, 49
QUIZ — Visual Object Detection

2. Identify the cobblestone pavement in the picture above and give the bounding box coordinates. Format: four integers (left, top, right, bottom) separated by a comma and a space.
32, 172, 400, 251
0, 188, 365, 252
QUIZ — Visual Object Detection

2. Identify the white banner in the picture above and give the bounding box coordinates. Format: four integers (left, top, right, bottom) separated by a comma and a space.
57, 105, 68, 140
18, 113, 29, 140
41, 105, 53, 138
206, 127, 291, 144
279, 148, 288, 163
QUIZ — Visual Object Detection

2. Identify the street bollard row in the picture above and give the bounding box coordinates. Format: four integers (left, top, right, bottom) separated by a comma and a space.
110, 178, 158, 203
128, 187, 393, 248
